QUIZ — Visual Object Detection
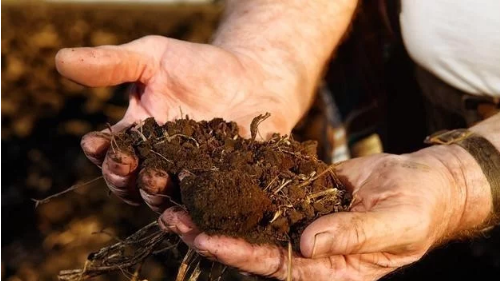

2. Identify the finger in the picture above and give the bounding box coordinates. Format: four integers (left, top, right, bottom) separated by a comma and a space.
193, 234, 290, 279
159, 207, 198, 235
300, 209, 420, 258
193, 234, 387, 280
80, 131, 111, 166
80, 114, 135, 166
138, 168, 175, 212
102, 148, 141, 205
80, 121, 136, 166
159, 207, 200, 247
55, 41, 156, 87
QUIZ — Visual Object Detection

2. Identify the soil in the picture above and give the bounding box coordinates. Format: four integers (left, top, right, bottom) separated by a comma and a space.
115, 115, 351, 248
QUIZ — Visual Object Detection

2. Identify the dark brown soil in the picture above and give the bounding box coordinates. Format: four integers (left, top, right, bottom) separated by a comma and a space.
116, 115, 351, 248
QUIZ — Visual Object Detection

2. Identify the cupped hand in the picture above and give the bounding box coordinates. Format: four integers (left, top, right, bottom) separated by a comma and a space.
160, 149, 470, 280
56, 35, 299, 212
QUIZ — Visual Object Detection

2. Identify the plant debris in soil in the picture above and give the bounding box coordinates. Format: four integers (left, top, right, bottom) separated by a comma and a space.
116, 113, 351, 248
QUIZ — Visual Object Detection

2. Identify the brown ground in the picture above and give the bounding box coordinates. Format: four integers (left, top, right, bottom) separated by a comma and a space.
117, 116, 350, 248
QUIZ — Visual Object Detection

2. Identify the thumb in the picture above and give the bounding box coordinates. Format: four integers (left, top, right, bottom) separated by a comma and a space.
300, 209, 418, 258
55, 38, 159, 87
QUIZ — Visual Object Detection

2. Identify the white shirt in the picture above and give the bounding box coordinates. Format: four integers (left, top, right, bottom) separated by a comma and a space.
400, 0, 500, 97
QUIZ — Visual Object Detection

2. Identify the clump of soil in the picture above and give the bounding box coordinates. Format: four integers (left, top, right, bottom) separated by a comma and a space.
116, 114, 351, 248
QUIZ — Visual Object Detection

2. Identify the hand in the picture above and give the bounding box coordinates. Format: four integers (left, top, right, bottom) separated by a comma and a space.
56, 35, 300, 212
160, 146, 489, 280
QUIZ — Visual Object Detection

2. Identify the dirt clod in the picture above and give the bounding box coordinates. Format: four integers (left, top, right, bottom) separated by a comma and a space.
117, 115, 351, 248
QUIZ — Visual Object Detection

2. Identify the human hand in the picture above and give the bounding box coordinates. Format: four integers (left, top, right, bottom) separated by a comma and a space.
160, 145, 492, 280
56, 35, 302, 212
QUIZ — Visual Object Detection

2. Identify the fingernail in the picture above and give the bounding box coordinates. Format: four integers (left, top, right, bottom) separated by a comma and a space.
82, 132, 110, 146
312, 232, 333, 258
106, 154, 138, 176
139, 168, 170, 194
81, 132, 110, 156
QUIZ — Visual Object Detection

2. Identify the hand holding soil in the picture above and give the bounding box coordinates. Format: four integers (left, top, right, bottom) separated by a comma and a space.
55, 34, 496, 281
162, 149, 480, 280
55, 35, 301, 211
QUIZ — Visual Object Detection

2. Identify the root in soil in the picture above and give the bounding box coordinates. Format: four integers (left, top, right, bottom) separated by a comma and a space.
57, 221, 177, 281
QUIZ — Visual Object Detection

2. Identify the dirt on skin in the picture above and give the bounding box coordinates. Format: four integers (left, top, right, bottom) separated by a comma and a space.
115, 114, 351, 248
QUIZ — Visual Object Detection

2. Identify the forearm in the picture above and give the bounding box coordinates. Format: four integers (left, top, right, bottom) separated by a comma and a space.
213, 0, 358, 121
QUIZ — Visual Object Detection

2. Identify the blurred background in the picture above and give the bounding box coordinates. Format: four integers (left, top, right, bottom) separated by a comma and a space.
2, 1, 221, 280
1, 0, 499, 280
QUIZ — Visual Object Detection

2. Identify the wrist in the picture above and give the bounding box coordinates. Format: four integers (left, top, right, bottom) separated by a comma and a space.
412, 144, 492, 238
225, 46, 307, 124
212, 0, 357, 122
